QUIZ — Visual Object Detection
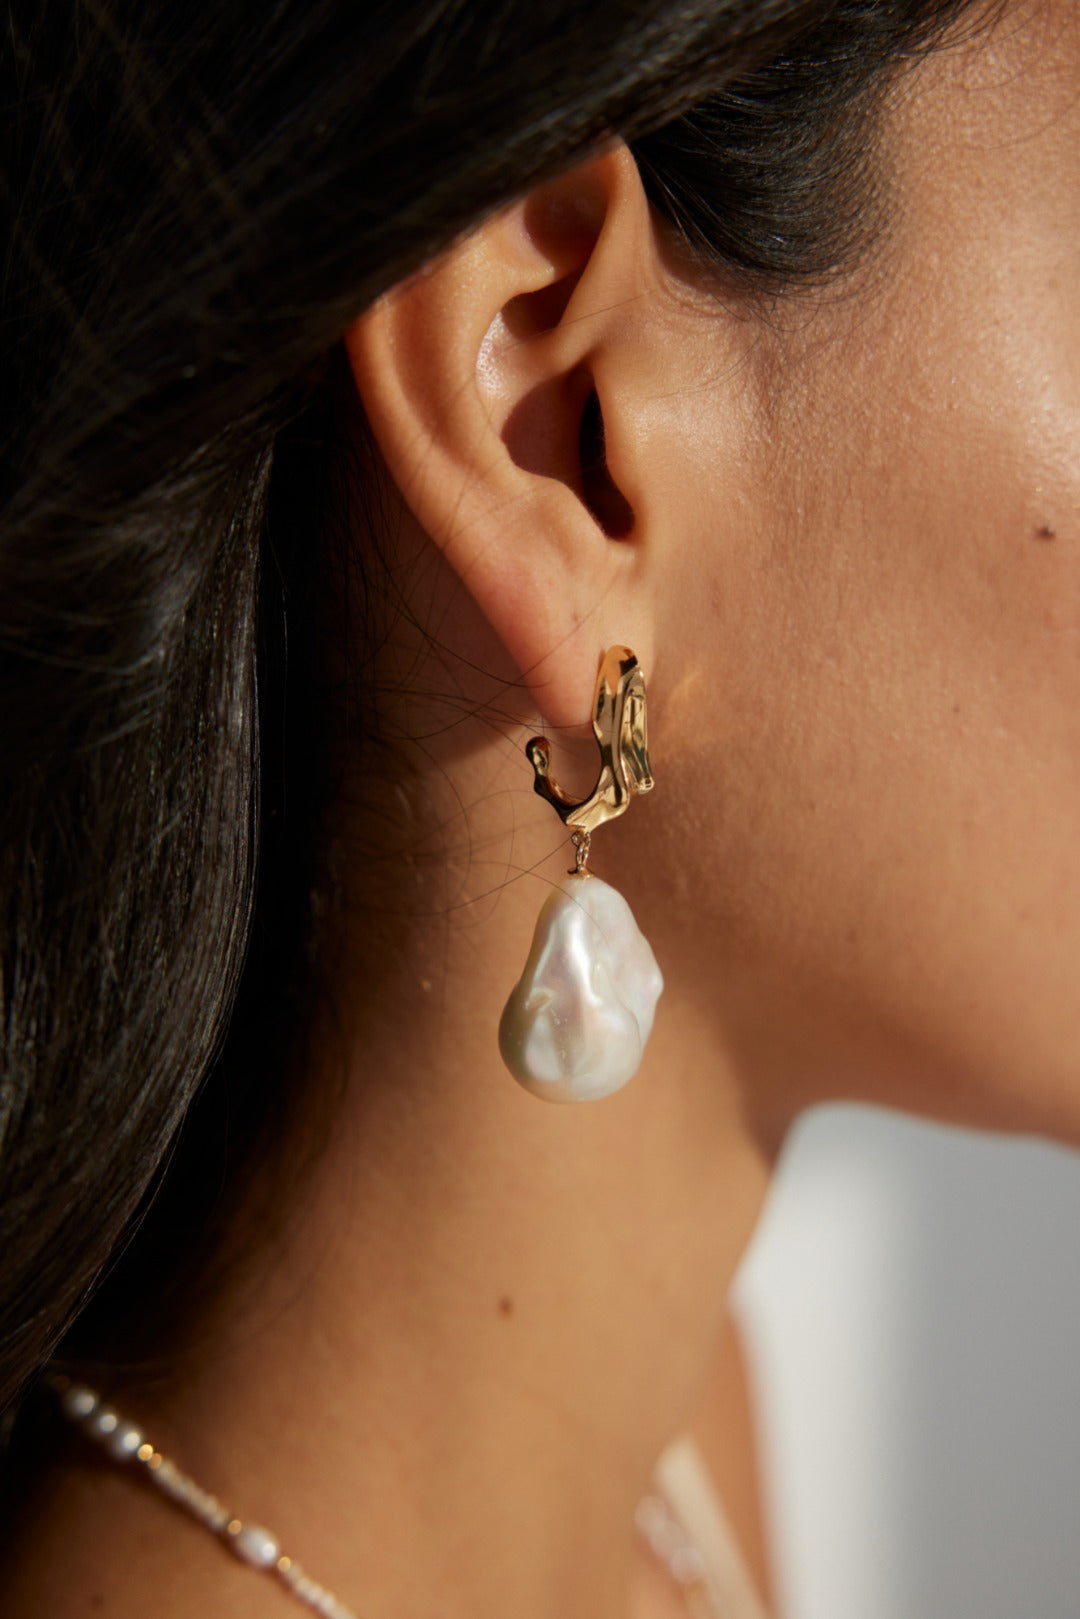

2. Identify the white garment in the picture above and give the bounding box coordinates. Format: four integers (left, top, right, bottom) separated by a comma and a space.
655, 1437, 773, 1619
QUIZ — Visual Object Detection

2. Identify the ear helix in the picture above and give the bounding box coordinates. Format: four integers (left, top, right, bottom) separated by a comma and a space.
498, 648, 663, 1102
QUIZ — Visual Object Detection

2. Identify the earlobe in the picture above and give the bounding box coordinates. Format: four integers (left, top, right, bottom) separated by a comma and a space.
341, 144, 661, 729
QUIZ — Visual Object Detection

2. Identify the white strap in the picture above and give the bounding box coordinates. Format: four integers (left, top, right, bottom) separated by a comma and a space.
655, 1436, 773, 1619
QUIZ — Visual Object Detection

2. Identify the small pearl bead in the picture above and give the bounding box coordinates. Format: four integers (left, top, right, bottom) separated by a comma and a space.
154, 1459, 187, 1501
90, 1407, 119, 1439
230, 1522, 281, 1568
61, 1385, 98, 1422
671, 1544, 707, 1585
105, 1422, 143, 1462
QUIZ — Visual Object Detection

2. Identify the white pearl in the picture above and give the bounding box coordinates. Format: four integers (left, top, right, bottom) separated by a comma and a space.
499, 874, 663, 1102
61, 1385, 98, 1422
230, 1522, 281, 1568
105, 1422, 144, 1462
671, 1543, 707, 1585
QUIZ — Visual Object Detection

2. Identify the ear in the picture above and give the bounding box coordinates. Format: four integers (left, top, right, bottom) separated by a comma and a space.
342, 144, 668, 732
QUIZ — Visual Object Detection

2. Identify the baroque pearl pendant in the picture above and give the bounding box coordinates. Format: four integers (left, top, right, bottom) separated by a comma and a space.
499, 873, 664, 1102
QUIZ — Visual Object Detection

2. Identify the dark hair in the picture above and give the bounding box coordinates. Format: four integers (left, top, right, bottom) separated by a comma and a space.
0, 0, 983, 1421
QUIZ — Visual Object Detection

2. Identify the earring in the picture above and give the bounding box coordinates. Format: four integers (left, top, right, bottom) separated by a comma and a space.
499, 647, 664, 1102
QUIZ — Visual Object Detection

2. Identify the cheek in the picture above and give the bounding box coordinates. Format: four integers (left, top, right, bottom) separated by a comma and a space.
656, 260, 1080, 1138
660, 446, 1080, 1139
649, 7, 1080, 1137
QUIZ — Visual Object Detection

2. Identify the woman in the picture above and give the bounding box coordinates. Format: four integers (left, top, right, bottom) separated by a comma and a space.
2, 0, 1078, 1612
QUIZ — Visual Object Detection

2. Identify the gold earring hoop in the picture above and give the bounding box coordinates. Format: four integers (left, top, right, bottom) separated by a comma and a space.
498, 647, 663, 1103
525, 646, 654, 874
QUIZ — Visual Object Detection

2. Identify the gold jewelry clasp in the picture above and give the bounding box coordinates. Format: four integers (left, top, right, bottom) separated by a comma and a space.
526, 647, 654, 870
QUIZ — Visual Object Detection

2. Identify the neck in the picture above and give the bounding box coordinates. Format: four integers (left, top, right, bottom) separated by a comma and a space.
12, 721, 772, 1619
150, 796, 769, 1618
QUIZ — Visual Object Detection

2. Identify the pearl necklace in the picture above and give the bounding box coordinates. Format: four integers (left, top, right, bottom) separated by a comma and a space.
56, 1381, 356, 1618
54, 1378, 719, 1617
